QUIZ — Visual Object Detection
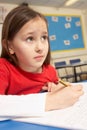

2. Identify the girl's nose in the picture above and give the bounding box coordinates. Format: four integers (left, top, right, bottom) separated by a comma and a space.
35, 40, 43, 52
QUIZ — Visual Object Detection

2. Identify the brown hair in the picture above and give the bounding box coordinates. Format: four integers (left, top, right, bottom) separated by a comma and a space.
1, 5, 51, 66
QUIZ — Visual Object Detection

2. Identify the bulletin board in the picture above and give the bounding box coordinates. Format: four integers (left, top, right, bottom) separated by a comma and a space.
45, 15, 85, 52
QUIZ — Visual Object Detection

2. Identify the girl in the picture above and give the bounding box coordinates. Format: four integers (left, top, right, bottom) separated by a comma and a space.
0, 5, 83, 117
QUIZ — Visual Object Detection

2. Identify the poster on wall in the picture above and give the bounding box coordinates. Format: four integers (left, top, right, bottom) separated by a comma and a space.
45, 15, 85, 52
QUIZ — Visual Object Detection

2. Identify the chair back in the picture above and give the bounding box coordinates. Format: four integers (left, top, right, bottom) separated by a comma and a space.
70, 59, 81, 64
54, 61, 66, 67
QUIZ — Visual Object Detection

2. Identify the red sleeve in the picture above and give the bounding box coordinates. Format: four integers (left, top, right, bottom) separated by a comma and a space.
52, 66, 59, 84
46, 65, 59, 84
0, 60, 9, 94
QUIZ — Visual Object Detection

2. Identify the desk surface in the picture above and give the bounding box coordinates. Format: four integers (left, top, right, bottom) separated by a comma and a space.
55, 61, 87, 82
55, 62, 87, 69
0, 120, 70, 130
71, 62, 87, 67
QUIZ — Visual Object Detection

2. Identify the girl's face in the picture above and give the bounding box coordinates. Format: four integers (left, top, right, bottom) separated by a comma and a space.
9, 17, 49, 73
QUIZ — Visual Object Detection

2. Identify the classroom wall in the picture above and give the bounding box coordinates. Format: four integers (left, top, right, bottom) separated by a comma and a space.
0, 3, 87, 64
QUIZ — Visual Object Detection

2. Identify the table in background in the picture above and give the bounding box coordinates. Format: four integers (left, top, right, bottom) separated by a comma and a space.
55, 62, 87, 82
55, 64, 74, 82
71, 62, 87, 82
0, 120, 71, 130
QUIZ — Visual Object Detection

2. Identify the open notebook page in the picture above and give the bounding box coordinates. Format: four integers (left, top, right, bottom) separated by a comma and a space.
14, 82, 87, 130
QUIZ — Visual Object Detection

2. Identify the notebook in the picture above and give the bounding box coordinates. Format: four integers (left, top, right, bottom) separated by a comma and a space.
13, 82, 87, 130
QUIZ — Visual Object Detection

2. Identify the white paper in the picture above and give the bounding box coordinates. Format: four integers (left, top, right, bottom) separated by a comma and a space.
13, 83, 87, 130
0, 93, 46, 120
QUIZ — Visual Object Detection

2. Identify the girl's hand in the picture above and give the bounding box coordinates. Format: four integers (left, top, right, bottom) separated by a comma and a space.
42, 82, 57, 92
45, 84, 84, 111
42, 81, 71, 92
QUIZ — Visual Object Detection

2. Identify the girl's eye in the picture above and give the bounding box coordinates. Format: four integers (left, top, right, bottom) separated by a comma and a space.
26, 36, 34, 42
41, 35, 48, 41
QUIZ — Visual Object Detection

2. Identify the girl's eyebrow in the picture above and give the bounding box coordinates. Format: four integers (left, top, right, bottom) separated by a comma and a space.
42, 31, 48, 34
24, 31, 48, 36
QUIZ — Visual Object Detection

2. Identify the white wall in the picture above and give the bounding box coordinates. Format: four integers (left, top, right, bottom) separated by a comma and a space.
0, 3, 87, 64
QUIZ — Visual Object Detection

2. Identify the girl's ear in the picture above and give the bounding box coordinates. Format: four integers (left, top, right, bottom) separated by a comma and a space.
8, 41, 15, 54
9, 47, 15, 54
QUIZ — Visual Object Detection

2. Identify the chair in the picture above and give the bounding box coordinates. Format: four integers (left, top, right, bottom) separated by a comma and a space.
55, 61, 66, 67
54, 61, 75, 82
70, 59, 81, 64
69, 58, 87, 82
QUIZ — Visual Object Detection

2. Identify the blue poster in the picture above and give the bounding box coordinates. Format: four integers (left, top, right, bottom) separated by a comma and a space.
46, 15, 85, 52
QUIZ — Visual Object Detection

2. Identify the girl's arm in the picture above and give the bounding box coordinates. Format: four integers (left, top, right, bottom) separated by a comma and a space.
0, 84, 84, 118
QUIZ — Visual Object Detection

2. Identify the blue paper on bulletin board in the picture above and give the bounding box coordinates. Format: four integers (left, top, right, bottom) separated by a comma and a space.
46, 15, 85, 52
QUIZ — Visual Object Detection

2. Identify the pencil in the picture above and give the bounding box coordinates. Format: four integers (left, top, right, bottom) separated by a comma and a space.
59, 79, 68, 87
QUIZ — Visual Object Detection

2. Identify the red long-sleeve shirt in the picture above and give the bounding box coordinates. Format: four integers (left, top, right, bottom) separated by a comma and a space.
0, 58, 58, 95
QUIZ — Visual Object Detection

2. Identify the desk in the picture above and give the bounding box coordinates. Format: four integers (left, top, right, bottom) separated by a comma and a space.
55, 64, 72, 69
55, 64, 75, 82
71, 62, 87, 82
0, 120, 70, 130
55, 62, 87, 82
